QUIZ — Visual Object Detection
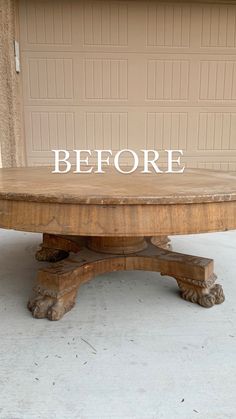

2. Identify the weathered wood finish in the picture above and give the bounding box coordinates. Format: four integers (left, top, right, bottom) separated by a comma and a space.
87, 236, 148, 254
151, 236, 172, 250
0, 167, 233, 319
28, 237, 224, 321
0, 167, 236, 236
35, 233, 85, 262
36, 234, 168, 260
1, 167, 236, 205
0, 199, 235, 236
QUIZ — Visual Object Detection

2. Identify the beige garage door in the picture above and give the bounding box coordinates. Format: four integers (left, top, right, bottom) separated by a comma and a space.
19, 0, 236, 169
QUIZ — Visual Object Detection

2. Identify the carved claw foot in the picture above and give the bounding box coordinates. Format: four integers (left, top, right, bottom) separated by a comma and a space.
35, 247, 69, 263
27, 289, 78, 320
198, 284, 225, 307
176, 275, 225, 308
28, 294, 54, 319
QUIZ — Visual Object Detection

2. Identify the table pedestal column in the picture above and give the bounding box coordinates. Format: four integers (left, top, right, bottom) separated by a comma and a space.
28, 235, 225, 321
35, 234, 171, 261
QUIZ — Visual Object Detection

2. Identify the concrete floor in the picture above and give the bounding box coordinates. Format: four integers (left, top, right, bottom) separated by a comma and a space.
0, 229, 235, 419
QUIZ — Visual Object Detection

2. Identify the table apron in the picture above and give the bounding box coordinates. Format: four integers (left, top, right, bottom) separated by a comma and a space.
0, 199, 235, 236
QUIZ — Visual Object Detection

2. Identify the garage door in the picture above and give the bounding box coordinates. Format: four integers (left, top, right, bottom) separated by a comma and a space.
19, 0, 236, 169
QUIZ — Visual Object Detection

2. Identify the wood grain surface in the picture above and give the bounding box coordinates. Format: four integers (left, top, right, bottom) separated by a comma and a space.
0, 167, 236, 236
0, 167, 236, 205
28, 237, 225, 320
0, 167, 229, 319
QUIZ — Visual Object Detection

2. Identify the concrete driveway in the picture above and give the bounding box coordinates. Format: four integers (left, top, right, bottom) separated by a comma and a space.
0, 229, 235, 419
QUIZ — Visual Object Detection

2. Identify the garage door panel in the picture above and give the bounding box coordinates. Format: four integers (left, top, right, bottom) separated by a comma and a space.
83, 1, 128, 47
24, 108, 77, 153
146, 112, 189, 150
20, 0, 132, 53
21, 52, 77, 105
199, 60, 236, 102
20, 1, 236, 53
19, 0, 200, 53
146, 59, 190, 101
147, 2, 192, 48
24, 107, 131, 155
23, 102, 236, 161
19, 0, 74, 50
83, 58, 129, 101
201, 4, 236, 49
79, 54, 146, 104
84, 111, 129, 150
81, 55, 190, 105
20, 0, 236, 168
23, 52, 236, 106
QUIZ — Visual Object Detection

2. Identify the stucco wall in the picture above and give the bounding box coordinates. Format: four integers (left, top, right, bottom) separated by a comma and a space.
0, 0, 25, 167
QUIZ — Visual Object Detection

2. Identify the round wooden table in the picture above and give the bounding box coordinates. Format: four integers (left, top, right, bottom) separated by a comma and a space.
0, 167, 236, 320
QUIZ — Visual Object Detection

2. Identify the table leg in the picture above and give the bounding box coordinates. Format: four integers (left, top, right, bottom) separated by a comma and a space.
28, 236, 225, 320
35, 233, 84, 262
176, 277, 224, 308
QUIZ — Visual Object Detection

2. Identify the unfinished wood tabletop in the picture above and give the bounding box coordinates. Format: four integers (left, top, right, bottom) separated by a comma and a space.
0, 166, 236, 205
0, 166, 236, 237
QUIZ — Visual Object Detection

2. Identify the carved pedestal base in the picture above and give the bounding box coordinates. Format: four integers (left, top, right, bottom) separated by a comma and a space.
28, 235, 225, 320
